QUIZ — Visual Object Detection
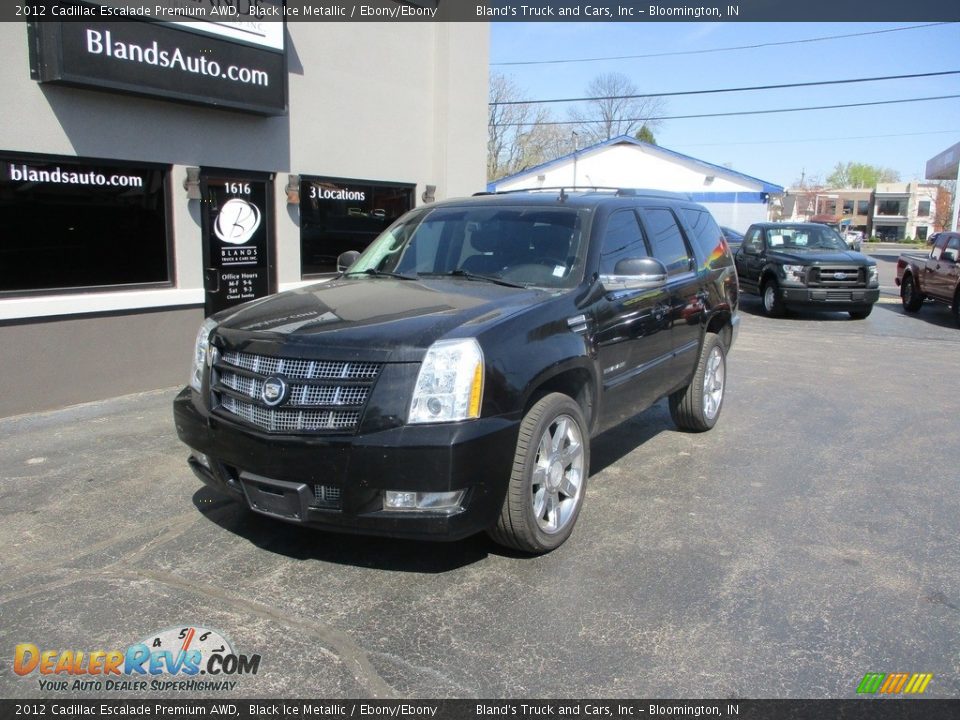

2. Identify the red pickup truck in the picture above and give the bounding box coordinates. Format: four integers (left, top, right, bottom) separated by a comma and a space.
896, 231, 960, 325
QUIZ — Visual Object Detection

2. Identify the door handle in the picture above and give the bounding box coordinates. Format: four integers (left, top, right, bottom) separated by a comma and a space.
204, 268, 220, 293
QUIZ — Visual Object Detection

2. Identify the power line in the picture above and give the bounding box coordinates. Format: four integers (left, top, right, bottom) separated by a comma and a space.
674, 129, 960, 148
490, 70, 960, 106
491, 22, 955, 66
491, 94, 960, 127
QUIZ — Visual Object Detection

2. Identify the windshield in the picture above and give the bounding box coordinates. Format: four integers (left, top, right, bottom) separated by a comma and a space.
345, 205, 587, 288
765, 226, 848, 251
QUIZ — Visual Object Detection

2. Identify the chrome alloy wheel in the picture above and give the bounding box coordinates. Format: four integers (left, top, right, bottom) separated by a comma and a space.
531, 414, 584, 534
763, 285, 776, 313
702, 345, 725, 420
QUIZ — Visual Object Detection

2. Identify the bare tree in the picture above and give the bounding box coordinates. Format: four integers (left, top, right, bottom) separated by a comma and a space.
488, 72, 573, 182
568, 73, 667, 145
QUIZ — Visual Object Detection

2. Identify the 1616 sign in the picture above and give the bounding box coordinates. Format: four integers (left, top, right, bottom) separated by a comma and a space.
201, 173, 274, 316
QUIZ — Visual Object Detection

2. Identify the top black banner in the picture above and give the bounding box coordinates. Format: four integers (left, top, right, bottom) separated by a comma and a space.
10, 0, 960, 22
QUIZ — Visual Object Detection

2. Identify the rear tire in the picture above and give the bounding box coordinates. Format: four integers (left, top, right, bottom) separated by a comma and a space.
901, 274, 923, 312
669, 333, 726, 433
761, 278, 786, 317
488, 393, 589, 554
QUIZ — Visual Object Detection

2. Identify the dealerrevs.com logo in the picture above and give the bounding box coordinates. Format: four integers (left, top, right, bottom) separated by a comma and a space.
14, 626, 261, 693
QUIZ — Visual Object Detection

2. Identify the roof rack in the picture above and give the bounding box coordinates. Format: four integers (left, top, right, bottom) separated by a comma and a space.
473, 186, 693, 201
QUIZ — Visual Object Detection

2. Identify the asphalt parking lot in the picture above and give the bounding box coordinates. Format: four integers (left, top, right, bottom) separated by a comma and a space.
2, 266, 958, 699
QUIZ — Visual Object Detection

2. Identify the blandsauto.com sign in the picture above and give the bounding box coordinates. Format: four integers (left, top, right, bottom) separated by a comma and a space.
28, 7, 287, 115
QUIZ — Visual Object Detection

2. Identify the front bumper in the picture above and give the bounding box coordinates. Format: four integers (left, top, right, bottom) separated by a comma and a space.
781, 287, 880, 309
173, 388, 519, 541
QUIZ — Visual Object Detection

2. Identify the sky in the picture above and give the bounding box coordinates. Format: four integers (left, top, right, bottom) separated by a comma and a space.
489, 21, 960, 189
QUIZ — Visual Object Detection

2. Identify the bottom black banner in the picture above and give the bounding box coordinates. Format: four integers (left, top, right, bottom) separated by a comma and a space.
1, 700, 958, 720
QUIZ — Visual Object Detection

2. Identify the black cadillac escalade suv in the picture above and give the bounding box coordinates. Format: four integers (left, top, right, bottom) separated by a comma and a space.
174, 189, 740, 553
734, 222, 879, 319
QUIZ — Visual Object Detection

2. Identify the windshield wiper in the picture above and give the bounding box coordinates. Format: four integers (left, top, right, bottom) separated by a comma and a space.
346, 268, 418, 280
425, 269, 526, 288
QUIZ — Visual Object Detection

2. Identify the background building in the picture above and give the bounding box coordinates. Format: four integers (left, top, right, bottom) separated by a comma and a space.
0, 17, 488, 416
487, 135, 783, 231
872, 183, 940, 242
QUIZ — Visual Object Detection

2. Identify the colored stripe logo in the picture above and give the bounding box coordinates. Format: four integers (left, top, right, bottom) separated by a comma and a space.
857, 672, 933, 694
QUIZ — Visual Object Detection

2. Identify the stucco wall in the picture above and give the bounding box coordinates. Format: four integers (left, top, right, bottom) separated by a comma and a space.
0, 21, 489, 415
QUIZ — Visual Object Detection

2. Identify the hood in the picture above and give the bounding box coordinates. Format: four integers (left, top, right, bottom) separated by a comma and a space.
768, 249, 873, 265
212, 276, 551, 361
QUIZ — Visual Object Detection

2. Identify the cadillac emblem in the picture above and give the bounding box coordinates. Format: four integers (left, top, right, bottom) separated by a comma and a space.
261, 376, 289, 407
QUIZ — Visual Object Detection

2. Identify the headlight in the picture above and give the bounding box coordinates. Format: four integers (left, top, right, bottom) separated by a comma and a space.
782, 264, 805, 283
867, 265, 879, 284
189, 318, 218, 392
409, 338, 484, 424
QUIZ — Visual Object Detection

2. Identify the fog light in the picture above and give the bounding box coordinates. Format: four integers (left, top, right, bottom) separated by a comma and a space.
384, 491, 417, 509
383, 490, 466, 514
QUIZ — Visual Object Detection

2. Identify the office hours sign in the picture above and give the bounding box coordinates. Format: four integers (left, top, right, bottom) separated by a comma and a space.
201, 171, 274, 316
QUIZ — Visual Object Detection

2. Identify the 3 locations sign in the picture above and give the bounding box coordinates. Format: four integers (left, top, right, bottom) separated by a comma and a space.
27, 1, 287, 115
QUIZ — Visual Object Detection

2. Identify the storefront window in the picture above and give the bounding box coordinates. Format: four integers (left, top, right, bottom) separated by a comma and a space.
299, 176, 415, 275
1, 153, 170, 294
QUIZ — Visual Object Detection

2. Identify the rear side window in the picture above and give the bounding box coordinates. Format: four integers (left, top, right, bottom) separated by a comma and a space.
930, 235, 947, 261
599, 209, 648, 275
640, 207, 693, 275
680, 207, 731, 268
944, 235, 960, 262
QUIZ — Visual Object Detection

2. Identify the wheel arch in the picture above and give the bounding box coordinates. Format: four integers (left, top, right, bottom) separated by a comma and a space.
704, 309, 733, 350
760, 266, 781, 289
522, 361, 598, 435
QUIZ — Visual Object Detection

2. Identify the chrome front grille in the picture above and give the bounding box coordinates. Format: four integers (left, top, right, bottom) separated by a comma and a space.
212, 349, 381, 434
808, 266, 864, 287
221, 351, 380, 380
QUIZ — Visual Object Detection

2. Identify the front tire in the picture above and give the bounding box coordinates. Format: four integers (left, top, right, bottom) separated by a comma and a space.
669, 332, 726, 432
488, 393, 589, 554
761, 278, 786, 317
901, 274, 923, 312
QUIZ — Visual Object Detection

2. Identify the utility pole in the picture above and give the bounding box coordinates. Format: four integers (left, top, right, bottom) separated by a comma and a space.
571, 131, 579, 188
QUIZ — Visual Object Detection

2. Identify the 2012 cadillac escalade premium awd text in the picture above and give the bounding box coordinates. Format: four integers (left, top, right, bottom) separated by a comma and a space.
173, 189, 740, 553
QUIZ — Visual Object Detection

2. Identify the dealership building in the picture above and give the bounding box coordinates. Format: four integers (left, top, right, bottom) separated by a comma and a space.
488, 135, 784, 231
0, 11, 488, 416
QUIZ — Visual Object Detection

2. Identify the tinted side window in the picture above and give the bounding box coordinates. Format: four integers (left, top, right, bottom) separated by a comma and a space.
599, 209, 648, 275
640, 207, 693, 275
680, 207, 731, 268
930, 235, 947, 261
743, 228, 762, 253
944, 236, 960, 262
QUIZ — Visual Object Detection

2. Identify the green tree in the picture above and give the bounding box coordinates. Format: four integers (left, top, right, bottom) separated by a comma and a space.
826, 162, 900, 188
635, 125, 657, 145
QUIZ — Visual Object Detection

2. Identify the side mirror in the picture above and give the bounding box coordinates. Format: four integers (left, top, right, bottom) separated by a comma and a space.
600, 257, 668, 292
337, 250, 360, 272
